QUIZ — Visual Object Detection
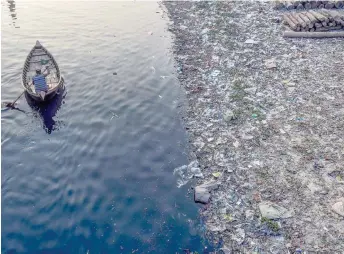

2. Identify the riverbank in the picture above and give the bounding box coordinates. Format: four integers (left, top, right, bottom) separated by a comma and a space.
163, 1, 344, 253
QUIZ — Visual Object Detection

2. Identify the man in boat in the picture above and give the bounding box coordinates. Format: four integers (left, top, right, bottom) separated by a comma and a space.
32, 66, 50, 99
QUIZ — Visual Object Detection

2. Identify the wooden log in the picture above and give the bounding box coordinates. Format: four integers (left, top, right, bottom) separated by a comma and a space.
328, 21, 336, 26
316, 25, 343, 30
325, 1, 335, 8
283, 31, 344, 37
335, 17, 344, 25
274, 0, 285, 9
311, 1, 320, 8
322, 21, 329, 26
309, 10, 329, 22
299, 12, 314, 27
315, 22, 323, 27
285, 1, 296, 9
319, 3, 325, 8
309, 28, 316, 32
297, 3, 305, 9
291, 12, 308, 27
304, 11, 319, 24
319, 9, 335, 21
334, 1, 343, 8
287, 13, 301, 25
329, 9, 344, 19
283, 14, 301, 31
305, 2, 312, 9
323, 9, 344, 24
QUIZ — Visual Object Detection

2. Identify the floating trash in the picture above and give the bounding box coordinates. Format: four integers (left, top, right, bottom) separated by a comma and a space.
173, 160, 204, 188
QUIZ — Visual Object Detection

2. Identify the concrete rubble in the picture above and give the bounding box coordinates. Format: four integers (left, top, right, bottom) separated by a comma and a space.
163, 1, 344, 253
194, 181, 220, 204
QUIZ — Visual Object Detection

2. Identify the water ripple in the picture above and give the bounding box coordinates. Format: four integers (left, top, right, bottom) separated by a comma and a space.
1, 1, 209, 253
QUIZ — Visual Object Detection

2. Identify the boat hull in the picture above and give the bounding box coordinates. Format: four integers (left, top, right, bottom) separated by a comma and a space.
22, 40, 64, 102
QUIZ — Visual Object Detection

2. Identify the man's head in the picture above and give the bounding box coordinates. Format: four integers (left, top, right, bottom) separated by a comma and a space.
36, 69, 41, 75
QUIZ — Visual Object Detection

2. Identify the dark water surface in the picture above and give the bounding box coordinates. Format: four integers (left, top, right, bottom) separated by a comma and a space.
1, 1, 209, 253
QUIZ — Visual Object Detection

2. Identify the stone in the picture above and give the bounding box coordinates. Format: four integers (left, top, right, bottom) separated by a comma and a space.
194, 187, 211, 204
264, 58, 277, 69
331, 198, 344, 217
259, 201, 294, 219
194, 181, 219, 204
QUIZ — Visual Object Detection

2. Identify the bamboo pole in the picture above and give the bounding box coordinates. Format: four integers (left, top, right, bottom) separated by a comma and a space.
283, 31, 344, 38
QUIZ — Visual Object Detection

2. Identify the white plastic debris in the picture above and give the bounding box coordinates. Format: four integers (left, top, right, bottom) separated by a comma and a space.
244, 39, 259, 44
173, 160, 204, 188
259, 201, 294, 219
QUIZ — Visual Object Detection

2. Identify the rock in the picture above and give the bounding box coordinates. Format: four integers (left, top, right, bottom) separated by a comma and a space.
259, 201, 294, 219
331, 198, 344, 217
194, 187, 211, 204
264, 58, 277, 69
194, 181, 220, 204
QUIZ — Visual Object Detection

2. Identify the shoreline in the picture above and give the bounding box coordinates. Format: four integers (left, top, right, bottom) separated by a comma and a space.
163, 1, 344, 253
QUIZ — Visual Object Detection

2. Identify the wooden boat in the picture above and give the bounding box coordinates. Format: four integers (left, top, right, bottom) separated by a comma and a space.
22, 40, 64, 102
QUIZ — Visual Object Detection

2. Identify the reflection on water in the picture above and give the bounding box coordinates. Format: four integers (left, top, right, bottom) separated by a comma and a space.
7, 0, 19, 28
25, 85, 67, 134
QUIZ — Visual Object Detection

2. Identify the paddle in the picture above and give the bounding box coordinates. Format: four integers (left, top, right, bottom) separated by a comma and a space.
5, 91, 25, 108
5, 66, 50, 108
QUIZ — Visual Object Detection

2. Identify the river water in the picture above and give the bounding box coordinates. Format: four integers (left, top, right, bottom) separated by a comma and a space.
1, 1, 210, 253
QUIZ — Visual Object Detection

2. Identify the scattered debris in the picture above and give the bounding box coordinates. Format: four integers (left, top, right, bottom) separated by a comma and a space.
264, 58, 277, 69
331, 198, 344, 217
173, 160, 204, 188
244, 39, 259, 44
259, 202, 294, 219
212, 172, 221, 178
164, 0, 344, 253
